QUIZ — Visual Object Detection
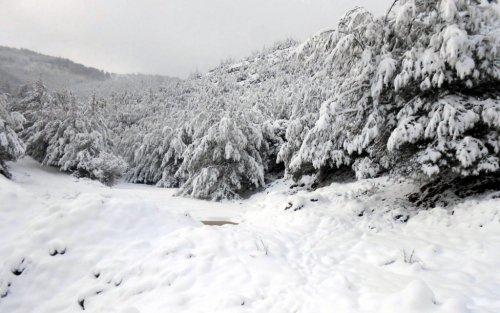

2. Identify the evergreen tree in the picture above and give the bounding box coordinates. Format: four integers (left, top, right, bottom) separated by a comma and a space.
0, 94, 25, 177
176, 109, 268, 200
14, 85, 126, 184
288, 1, 500, 184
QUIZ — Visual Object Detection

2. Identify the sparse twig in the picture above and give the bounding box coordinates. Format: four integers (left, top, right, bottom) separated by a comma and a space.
403, 248, 415, 264
260, 239, 268, 256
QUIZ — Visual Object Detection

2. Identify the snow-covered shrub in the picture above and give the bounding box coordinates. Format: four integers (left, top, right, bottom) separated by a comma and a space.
0, 95, 25, 177
15, 85, 126, 184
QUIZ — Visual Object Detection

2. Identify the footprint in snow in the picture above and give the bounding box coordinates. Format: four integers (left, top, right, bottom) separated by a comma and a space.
48, 241, 67, 256
11, 258, 27, 276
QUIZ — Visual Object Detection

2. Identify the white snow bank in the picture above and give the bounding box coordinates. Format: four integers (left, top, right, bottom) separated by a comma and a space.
1, 158, 499, 312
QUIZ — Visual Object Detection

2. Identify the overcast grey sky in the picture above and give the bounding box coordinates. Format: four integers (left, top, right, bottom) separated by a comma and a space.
0, 0, 392, 78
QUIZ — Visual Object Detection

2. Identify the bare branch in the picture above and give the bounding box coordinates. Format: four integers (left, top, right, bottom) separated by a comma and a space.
385, 0, 399, 25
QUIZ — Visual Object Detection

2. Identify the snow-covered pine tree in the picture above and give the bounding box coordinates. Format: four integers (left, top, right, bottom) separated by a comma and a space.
176, 116, 266, 200
385, 0, 500, 180
113, 81, 196, 187
286, 7, 379, 180
126, 125, 187, 187
171, 45, 310, 200
278, 77, 335, 179
175, 87, 270, 200
15, 86, 126, 184
15, 80, 51, 128
0, 94, 25, 177
288, 1, 500, 187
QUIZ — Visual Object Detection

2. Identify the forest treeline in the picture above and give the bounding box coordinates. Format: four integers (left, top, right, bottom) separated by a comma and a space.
1, 0, 499, 202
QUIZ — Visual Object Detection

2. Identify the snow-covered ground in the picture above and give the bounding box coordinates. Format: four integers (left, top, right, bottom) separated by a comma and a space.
1, 158, 500, 313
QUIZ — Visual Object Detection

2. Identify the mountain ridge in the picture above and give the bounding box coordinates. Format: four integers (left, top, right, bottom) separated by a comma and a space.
0, 45, 176, 96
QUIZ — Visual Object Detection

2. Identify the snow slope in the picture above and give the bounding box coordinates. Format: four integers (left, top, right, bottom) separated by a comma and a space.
1, 158, 499, 313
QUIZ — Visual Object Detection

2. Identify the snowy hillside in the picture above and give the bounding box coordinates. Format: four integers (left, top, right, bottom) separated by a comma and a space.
0, 46, 110, 93
1, 158, 499, 313
0, 46, 176, 96
2, 0, 498, 202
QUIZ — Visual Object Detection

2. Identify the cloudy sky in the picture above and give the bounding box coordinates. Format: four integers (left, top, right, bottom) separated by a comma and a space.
0, 0, 392, 78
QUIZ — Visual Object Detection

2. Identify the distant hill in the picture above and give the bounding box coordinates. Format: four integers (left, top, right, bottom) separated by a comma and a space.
0, 46, 111, 93
0, 46, 176, 96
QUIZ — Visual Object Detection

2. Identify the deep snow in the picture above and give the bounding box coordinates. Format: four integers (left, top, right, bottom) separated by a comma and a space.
1, 158, 499, 313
